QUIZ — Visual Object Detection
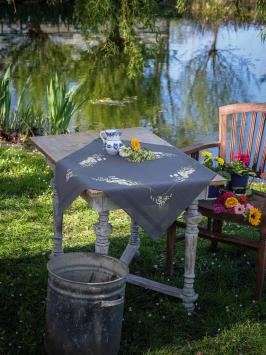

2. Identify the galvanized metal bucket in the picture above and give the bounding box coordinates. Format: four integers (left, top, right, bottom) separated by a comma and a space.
45, 252, 128, 355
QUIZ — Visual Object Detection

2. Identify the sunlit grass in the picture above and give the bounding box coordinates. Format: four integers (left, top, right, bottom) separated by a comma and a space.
0, 146, 266, 354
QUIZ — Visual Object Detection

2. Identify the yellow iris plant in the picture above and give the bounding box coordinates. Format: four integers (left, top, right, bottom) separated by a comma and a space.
200, 151, 212, 158
215, 157, 225, 166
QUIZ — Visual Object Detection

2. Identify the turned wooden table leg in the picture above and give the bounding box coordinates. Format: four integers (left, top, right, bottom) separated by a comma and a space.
120, 219, 140, 265
94, 211, 112, 255
51, 178, 64, 257
182, 198, 202, 311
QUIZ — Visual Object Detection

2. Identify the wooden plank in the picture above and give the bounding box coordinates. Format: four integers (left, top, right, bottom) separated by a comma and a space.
229, 113, 237, 159
253, 113, 266, 169
126, 274, 185, 299
30, 127, 171, 164
239, 112, 246, 153
247, 112, 257, 156
220, 103, 266, 115
219, 111, 227, 160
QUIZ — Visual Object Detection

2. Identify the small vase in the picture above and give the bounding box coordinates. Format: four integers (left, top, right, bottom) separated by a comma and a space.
228, 174, 249, 193
208, 185, 220, 198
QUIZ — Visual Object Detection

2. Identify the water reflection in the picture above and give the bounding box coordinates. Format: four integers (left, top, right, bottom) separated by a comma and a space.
0, 13, 265, 147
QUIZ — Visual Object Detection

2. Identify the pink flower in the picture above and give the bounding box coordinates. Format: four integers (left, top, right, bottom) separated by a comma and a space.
233, 153, 242, 160
246, 203, 254, 210
241, 153, 250, 166
234, 204, 245, 215
227, 207, 236, 214
233, 152, 250, 166
214, 205, 225, 214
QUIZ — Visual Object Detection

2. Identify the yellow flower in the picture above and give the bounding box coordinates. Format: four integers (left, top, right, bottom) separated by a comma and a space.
131, 137, 141, 152
248, 208, 262, 226
200, 151, 212, 158
215, 157, 224, 166
224, 197, 239, 208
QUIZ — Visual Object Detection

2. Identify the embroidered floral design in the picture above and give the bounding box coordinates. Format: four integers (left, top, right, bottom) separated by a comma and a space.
79, 154, 106, 168
150, 193, 173, 207
153, 152, 177, 159
169, 167, 195, 182
92, 176, 140, 186
66, 169, 75, 182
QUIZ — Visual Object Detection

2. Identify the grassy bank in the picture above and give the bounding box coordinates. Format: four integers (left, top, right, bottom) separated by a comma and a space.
0, 146, 266, 354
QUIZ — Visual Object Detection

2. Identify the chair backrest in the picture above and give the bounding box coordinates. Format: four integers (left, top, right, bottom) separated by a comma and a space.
219, 103, 266, 177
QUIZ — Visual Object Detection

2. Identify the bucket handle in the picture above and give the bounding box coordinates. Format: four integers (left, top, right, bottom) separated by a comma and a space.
101, 296, 124, 307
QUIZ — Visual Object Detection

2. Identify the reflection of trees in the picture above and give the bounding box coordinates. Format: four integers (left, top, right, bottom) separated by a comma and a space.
168, 46, 258, 146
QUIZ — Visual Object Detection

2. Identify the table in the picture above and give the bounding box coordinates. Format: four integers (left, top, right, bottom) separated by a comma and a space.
31, 127, 226, 311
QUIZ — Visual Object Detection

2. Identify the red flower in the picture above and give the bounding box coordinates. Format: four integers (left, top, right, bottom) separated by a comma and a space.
233, 152, 242, 160
239, 195, 248, 203
233, 152, 250, 166
218, 191, 236, 204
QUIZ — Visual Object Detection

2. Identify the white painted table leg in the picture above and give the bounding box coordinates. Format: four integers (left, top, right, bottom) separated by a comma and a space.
51, 178, 64, 257
120, 219, 140, 265
94, 211, 112, 255
182, 198, 202, 311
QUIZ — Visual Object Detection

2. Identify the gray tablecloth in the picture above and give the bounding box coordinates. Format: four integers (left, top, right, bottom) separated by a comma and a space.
55, 139, 215, 239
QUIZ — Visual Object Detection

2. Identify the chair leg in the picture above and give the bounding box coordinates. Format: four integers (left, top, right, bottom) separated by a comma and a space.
210, 219, 223, 251
255, 239, 266, 300
166, 222, 176, 276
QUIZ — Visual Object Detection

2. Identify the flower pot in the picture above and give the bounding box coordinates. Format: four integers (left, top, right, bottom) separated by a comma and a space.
228, 174, 249, 193
208, 185, 220, 198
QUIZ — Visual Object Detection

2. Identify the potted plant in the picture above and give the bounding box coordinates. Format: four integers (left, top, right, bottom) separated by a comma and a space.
226, 153, 255, 193
200, 151, 230, 198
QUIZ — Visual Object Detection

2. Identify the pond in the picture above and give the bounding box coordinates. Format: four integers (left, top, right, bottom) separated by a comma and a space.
1, 4, 266, 147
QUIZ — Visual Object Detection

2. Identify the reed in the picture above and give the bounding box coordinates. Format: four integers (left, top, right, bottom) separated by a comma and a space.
0, 67, 11, 131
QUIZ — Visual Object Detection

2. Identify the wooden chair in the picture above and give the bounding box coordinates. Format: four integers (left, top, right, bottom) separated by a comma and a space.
167, 103, 266, 299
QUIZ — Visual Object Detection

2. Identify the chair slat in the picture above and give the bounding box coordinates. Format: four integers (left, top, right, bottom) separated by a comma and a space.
253, 113, 266, 168
246, 112, 257, 156
229, 113, 237, 160
259, 139, 266, 174
219, 113, 227, 160
239, 112, 246, 152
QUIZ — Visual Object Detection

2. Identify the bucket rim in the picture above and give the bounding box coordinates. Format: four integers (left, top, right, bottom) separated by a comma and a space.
47, 252, 129, 286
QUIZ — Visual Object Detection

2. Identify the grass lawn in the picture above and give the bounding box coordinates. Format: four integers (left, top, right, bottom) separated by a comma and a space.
1, 146, 266, 355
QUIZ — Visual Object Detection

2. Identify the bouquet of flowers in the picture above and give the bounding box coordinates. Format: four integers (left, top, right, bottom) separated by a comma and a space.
226, 152, 255, 177
213, 191, 262, 226
200, 151, 230, 181
119, 137, 155, 163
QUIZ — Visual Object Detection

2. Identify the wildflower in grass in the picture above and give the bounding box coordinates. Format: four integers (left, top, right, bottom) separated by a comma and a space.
200, 151, 212, 158
225, 197, 239, 208
234, 203, 245, 215
248, 208, 262, 226
131, 137, 141, 151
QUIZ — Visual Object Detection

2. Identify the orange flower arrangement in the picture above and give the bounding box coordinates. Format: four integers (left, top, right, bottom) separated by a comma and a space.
131, 137, 141, 151
224, 196, 239, 208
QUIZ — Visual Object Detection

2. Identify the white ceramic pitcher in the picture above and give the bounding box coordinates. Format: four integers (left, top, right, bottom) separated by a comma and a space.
100, 129, 124, 155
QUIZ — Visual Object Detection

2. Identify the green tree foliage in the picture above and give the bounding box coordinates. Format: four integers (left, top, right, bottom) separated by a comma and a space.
74, 0, 158, 78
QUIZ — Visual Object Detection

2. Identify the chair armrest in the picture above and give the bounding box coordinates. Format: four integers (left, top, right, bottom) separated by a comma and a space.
182, 141, 220, 155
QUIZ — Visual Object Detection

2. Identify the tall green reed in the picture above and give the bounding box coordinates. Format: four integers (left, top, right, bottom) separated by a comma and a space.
47, 74, 83, 135
0, 67, 11, 130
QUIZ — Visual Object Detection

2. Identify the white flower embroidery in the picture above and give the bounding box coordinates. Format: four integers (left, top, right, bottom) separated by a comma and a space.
170, 167, 195, 182
150, 193, 173, 207
153, 151, 177, 159
66, 169, 74, 182
92, 176, 140, 186
79, 154, 106, 168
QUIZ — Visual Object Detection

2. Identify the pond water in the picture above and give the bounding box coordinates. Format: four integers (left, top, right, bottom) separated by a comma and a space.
1, 10, 266, 147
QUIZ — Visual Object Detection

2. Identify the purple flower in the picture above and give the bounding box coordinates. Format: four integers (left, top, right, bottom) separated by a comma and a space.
214, 204, 225, 214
